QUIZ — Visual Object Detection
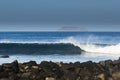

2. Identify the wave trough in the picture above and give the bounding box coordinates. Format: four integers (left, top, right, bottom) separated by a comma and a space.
0, 37, 120, 56
0, 43, 82, 55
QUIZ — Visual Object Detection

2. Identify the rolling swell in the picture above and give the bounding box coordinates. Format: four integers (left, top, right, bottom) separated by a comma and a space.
0, 43, 82, 55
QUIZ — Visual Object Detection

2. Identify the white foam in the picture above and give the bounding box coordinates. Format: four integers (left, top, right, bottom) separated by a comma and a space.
0, 36, 120, 64
0, 55, 118, 64
58, 37, 120, 57
0, 36, 120, 57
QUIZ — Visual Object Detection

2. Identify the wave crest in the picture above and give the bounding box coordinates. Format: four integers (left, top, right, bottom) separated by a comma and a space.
58, 37, 120, 54
0, 37, 120, 55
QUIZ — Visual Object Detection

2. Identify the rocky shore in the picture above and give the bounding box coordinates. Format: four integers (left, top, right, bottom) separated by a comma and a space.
1, 59, 120, 80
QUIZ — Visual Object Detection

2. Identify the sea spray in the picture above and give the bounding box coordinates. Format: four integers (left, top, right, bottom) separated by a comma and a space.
58, 36, 120, 56
0, 32, 120, 64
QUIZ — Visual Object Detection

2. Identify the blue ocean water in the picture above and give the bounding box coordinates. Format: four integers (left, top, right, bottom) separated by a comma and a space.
0, 32, 119, 44
0, 32, 120, 64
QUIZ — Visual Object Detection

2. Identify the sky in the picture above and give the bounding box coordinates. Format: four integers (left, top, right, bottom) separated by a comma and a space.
0, 0, 120, 31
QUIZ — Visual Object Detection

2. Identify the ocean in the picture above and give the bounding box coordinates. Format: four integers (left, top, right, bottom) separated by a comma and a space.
0, 32, 120, 64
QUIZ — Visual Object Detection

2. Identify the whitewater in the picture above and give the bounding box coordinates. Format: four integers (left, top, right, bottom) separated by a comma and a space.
59, 37, 120, 55
0, 32, 120, 64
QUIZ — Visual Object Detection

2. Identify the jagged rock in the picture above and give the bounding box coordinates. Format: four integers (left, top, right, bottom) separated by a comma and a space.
32, 65, 39, 69
9, 72, 18, 80
39, 61, 64, 79
45, 77, 56, 80
21, 72, 31, 78
0, 55, 9, 58
0, 78, 9, 80
11, 60, 19, 73
2, 60, 19, 72
2, 63, 13, 72
1, 59, 120, 80
99, 61, 106, 66
105, 60, 113, 67
19, 64, 25, 73
112, 71, 120, 80
40, 61, 59, 69
74, 61, 81, 67
2, 64, 12, 68
55, 62, 62, 67
23, 61, 37, 66
0, 72, 9, 78
97, 72, 113, 80
0, 65, 3, 72
97, 73, 106, 80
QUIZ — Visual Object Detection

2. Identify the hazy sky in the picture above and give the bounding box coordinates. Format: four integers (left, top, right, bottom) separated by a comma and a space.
0, 0, 120, 31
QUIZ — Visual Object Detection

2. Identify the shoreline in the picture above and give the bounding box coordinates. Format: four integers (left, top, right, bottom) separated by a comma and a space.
0, 59, 120, 80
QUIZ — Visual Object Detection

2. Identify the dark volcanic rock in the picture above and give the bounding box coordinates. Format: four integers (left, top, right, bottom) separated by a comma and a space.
0, 66, 3, 72
23, 61, 37, 66
39, 61, 64, 80
9, 72, 18, 80
0, 72, 9, 78
11, 60, 19, 73
0, 55, 9, 58
1, 59, 120, 80
2, 60, 19, 73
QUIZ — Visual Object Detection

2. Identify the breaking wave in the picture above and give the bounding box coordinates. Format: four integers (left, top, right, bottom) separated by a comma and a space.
58, 37, 120, 55
0, 37, 120, 56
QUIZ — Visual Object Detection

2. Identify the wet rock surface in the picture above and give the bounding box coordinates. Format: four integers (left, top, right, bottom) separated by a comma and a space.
1, 59, 120, 80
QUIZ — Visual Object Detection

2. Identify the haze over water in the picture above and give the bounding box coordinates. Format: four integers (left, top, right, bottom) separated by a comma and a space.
0, 0, 120, 64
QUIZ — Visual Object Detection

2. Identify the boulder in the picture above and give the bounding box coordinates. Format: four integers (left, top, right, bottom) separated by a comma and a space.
2, 60, 19, 73
2, 63, 13, 72
32, 66, 39, 69
11, 60, 19, 73
0, 55, 9, 58
0, 72, 9, 78
23, 61, 37, 66
21, 72, 31, 78
0, 65, 3, 72
45, 77, 56, 80
99, 61, 106, 66
39, 61, 64, 79
55, 62, 62, 67
1, 59, 120, 80
0, 78, 9, 80
97, 73, 106, 80
112, 71, 120, 80
9, 72, 18, 80
105, 60, 113, 67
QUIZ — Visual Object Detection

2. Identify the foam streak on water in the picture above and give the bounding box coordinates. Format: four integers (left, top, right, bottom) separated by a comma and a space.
0, 32, 120, 64
0, 37, 120, 64
0, 55, 118, 65
59, 37, 120, 55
